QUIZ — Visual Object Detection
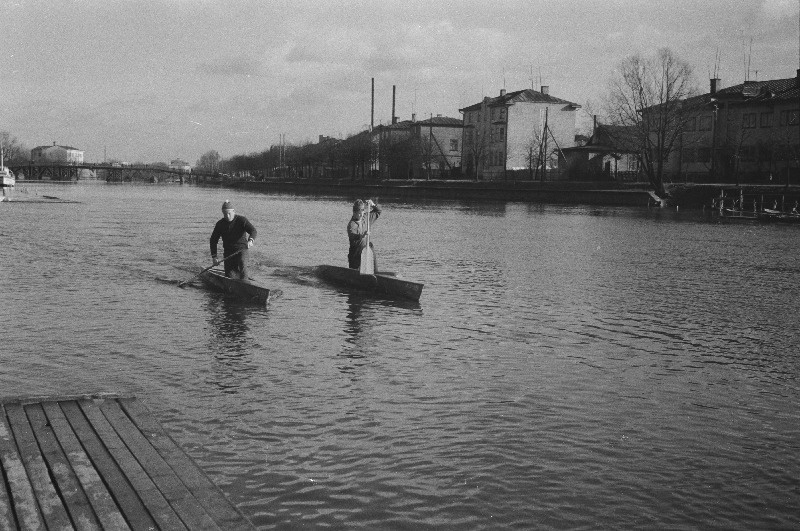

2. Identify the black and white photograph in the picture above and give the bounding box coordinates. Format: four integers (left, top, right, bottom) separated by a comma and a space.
1, 1, 799, 529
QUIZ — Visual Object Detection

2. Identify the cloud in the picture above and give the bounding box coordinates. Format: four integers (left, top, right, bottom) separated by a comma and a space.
197, 56, 264, 77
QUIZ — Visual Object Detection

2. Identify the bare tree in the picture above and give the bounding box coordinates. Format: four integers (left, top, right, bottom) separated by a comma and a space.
604, 48, 699, 196
0, 131, 30, 164
196, 150, 221, 172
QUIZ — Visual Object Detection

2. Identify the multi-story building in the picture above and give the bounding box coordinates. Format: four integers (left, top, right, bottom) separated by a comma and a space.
674, 70, 800, 183
408, 115, 463, 179
371, 119, 413, 179
459, 87, 581, 180
31, 143, 84, 164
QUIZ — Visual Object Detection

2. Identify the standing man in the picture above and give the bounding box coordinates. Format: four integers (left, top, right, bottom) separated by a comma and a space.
210, 200, 257, 280
347, 199, 381, 270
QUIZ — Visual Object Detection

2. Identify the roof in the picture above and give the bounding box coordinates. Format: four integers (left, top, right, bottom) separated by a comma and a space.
412, 116, 463, 127
459, 88, 580, 112
683, 73, 800, 108
32, 144, 82, 152
562, 123, 640, 154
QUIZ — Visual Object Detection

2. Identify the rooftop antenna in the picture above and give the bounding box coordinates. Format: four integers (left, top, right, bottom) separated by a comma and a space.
530, 65, 534, 90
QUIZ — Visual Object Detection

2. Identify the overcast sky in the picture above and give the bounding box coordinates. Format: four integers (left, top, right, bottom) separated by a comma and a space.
2, 0, 799, 164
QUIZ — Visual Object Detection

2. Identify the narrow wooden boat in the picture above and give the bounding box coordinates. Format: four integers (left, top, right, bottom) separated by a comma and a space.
317, 264, 424, 302
199, 267, 270, 305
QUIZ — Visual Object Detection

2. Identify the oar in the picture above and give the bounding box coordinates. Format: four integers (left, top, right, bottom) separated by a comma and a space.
360, 200, 375, 274
178, 250, 242, 288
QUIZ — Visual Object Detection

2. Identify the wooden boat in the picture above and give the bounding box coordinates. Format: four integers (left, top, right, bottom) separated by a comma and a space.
317, 264, 423, 302
199, 267, 270, 305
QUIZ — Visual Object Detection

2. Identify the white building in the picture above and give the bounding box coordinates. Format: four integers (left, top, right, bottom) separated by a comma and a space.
169, 159, 192, 172
31, 143, 84, 164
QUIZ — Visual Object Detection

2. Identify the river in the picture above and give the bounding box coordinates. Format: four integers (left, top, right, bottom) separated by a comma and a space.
2, 182, 798, 529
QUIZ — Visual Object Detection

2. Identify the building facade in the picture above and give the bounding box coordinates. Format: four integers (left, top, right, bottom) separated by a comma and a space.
31, 143, 84, 164
169, 159, 192, 172
459, 87, 581, 180
673, 70, 800, 183
408, 115, 463, 179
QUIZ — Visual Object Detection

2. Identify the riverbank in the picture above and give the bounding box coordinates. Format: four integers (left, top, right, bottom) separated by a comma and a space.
227, 179, 656, 206
224, 178, 800, 210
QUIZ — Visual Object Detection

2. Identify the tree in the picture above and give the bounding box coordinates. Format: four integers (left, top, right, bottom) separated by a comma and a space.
0, 131, 30, 164
604, 48, 699, 196
196, 150, 221, 172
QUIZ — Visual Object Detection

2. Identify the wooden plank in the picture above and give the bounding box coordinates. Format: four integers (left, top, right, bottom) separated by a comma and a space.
0, 404, 34, 531
59, 401, 162, 531
3, 403, 73, 530
91, 399, 220, 530
119, 398, 255, 530
25, 404, 100, 531
41, 402, 130, 531
74, 400, 189, 531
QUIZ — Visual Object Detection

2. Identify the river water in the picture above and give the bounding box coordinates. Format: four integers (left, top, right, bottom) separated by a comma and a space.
2, 182, 798, 529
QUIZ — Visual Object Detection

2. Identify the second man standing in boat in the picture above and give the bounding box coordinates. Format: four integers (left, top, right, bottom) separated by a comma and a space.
348, 199, 380, 270
210, 200, 257, 280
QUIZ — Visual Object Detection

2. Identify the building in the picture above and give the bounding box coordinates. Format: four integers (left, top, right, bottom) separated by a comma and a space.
30, 143, 84, 164
371, 119, 414, 179
408, 115, 464, 179
672, 70, 800, 183
459, 87, 581, 180
169, 159, 192, 172
562, 122, 641, 181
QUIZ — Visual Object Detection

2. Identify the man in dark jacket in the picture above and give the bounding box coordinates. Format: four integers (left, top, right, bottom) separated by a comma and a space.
210, 200, 257, 280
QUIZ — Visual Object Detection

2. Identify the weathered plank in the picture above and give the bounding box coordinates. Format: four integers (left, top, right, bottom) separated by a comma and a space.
1, 396, 255, 531
40, 401, 130, 531
120, 398, 254, 530
4, 402, 73, 530
0, 404, 34, 531
25, 403, 100, 531
59, 400, 161, 531
91, 399, 220, 530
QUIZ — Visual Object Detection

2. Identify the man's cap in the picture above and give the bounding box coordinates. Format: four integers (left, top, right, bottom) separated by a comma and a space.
222, 200, 234, 211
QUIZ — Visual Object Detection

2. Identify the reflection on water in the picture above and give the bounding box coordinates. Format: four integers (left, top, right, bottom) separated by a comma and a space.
204, 296, 256, 394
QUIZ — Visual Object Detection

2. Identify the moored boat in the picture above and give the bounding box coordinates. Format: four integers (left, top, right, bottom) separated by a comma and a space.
317, 264, 424, 302
199, 267, 270, 305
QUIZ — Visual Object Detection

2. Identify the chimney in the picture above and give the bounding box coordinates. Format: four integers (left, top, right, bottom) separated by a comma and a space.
412, 113, 416, 122
540, 86, 549, 95
593, 115, 597, 135
392, 85, 396, 125
500, 89, 506, 96
710, 78, 720, 94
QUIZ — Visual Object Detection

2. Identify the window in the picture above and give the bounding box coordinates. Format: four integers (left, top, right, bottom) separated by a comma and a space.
684, 117, 697, 132
779, 109, 799, 126
742, 113, 757, 128
499, 127, 505, 139
760, 112, 773, 127
698, 116, 712, 131
450, 139, 459, 151
499, 108, 505, 121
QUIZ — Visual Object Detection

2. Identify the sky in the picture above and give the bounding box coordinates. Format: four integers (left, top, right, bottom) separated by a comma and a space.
2, 0, 799, 164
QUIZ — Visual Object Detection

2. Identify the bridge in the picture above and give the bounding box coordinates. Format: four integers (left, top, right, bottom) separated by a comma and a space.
6, 162, 221, 183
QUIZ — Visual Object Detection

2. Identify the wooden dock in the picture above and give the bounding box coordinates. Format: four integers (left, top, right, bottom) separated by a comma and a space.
0, 395, 254, 530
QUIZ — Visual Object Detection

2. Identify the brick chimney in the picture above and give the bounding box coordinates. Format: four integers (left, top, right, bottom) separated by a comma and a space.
541, 85, 549, 95
710, 78, 720, 94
